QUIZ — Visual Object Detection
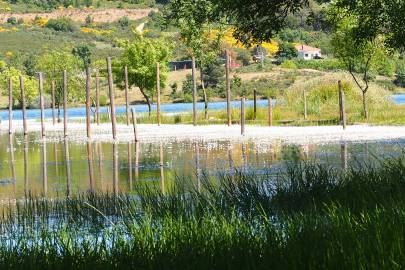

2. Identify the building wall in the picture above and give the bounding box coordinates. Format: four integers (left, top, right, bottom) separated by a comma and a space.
298, 51, 322, 60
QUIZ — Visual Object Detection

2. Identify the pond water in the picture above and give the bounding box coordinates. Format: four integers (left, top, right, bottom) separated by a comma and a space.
0, 133, 404, 200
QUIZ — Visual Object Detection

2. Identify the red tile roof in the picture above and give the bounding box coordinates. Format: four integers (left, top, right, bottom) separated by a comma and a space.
295, 44, 321, 52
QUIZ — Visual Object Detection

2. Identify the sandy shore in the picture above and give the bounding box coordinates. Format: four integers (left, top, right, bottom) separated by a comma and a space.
2, 120, 405, 145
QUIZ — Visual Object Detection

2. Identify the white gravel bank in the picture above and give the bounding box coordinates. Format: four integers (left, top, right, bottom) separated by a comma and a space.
2, 120, 405, 145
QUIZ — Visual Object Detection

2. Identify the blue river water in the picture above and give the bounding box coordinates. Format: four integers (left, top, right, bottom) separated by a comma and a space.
0, 99, 271, 120
1, 95, 404, 121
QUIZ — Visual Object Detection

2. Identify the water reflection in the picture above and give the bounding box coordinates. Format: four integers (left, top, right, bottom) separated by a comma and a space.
0, 133, 404, 199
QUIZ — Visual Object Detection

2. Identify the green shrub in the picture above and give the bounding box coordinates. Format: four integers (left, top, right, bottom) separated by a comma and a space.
294, 58, 344, 71
99, 93, 108, 106
281, 60, 297, 69
395, 62, 405, 87
45, 17, 79, 32
6, 17, 17, 25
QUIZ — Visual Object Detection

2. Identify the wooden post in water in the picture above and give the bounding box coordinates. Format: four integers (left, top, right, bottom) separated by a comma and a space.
225, 49, 232, 126
241, 97, 245, 136
303, 89, 307, 120
8, 78, 12, 135
268, 98, 273, 126
192, 56, 197, 126
85, 67, 92, 139
338, 80, 347, 130
135, 141, 140, 179
20, 76, 28, 135
131, 108, 138, 142
95, 69, 100, 125
124, 66, 130, 126
253, 89, 257, 121
156, 62, 161, 126
38, 72, 45, 138
51, 80, 56, 125
107, 57, 117, 140
63, 70, 68, 138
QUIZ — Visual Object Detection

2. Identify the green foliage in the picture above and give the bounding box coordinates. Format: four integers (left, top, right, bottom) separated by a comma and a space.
35, 50, 83, 107
0, 67, 38, 108
6, 17, 17, 25
293, 58, 344, 71
276, 43, 298, 60
117, 16, 130, 28
395, 62, 405, 87
45, 17, 79, 32
72, 43, 92, 68
115, 34, 171, 112
235, 49, 251, 66
280, 60, 297, 69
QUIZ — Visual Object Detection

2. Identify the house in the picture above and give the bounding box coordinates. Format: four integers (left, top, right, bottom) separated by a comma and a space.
295, 44, 322, 60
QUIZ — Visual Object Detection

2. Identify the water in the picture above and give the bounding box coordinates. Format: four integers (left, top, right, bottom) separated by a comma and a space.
0, 100, 272, 120
1, 95, 404, 121
0, 133, 404, 199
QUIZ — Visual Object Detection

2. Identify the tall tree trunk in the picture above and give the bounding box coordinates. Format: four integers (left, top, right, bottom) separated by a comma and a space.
57, 104, 61, 123
362, 91, 368, 120
200, 70, 208, 120
140, 88, 152, 118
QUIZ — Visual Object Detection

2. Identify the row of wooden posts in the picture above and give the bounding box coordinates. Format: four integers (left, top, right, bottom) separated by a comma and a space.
5, 54, 346, 141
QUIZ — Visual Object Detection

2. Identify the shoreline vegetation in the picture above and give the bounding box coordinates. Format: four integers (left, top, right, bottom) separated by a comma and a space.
1, 157, 405, 268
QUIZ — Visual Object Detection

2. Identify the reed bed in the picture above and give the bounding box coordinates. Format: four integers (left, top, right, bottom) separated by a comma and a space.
2, 157, 405, 269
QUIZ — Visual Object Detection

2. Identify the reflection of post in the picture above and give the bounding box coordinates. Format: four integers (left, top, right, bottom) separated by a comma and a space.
9, 135, 16, 194
242, 143, 247, 173
23, 135, 29, 197
97, 142, 105, 191
195, 142, 200, 192
341, 144, 348, 170
127, 142, 133, 190
41, 140, 47, 197
160, 143, 165, 194
113, 143, 119, 195
54, 142, 59, 181
64, 139, 72, 197
135, 141, 140, 179
87, 141, 94, 192
228, 143, 234, 177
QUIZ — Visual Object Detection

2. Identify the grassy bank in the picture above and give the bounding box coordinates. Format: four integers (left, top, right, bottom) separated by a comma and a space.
1, 157, 405, 268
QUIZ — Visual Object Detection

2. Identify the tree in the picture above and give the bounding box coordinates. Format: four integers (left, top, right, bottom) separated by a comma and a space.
0, 67, 38, 108
36, 50, 83, 121
331, 11, 387, 119
114, 34, 171, 117
211, 0, 309, 45
276, 43, 298, 61
168, 0, 224, 119
72, 43, 92, 68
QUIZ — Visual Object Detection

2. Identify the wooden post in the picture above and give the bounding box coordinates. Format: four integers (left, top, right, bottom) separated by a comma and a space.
241, 97, 245, 136
156, 62, 161, 126
107, 57, 117, 140
268, 98, 273, 126
85, 67, 92, 139
225, 49, 232, 126
303, 89, 307, 120
338, 80, 347, 130
131, 108, 138, 142
38, 72, 45, 138
253, 89, 257, 121
124, 66, 130, 126
51, 80, 56, 125
8, 78, 12, 135
20, 76, 28, 135
95, 69, 100, 125
63, 71, 68, 137
192, 56, 197, 126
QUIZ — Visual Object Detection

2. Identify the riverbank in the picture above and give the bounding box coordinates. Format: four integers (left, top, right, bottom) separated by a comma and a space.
3, 120, 405, 145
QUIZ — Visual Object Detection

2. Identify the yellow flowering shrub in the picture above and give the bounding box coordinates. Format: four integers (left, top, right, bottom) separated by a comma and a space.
81, 27, 112, 36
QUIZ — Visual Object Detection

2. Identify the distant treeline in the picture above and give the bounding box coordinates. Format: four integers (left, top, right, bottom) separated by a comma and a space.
4, 0, 169, 9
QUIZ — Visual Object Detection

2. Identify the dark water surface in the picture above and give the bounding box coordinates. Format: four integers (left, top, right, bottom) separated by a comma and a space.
0, 133, 404, 199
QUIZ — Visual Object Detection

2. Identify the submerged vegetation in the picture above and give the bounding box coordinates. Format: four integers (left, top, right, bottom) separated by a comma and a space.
1, 156, 405, 268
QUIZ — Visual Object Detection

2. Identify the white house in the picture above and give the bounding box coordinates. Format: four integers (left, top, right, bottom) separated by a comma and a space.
295, 44, 322, 60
